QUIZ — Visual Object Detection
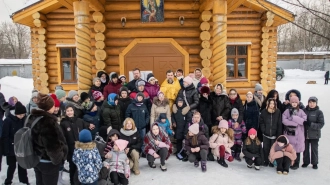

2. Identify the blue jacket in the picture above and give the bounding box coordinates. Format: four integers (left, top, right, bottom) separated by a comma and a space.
83, 111, 100, 139
125, 101, 150, 129
73, 142, 102, 184
157, 119, 173, 136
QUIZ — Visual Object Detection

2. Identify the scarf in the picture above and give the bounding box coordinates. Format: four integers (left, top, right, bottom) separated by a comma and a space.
67, 99, 84, 110
229, 98, 236, 105
274, 144, 286, 152
146, 131, 163, 151
120, 128, 137, 137
104, 141, 114, 155
135, 102, 143, 106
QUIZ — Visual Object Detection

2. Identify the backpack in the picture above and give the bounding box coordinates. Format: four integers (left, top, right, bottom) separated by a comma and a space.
14, 114, 43, 169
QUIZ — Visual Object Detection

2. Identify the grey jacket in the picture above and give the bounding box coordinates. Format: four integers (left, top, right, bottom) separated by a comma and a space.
304, 106, 324, 139
104, 150, 130, 176
26, 99, 39, 115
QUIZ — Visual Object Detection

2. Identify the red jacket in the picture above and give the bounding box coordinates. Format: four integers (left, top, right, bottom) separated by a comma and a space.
103, 81, 122, 99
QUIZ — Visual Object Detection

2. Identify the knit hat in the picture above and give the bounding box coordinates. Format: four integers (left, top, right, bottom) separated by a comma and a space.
55, 85, 63, 90
290, 96, 299, 104
308, 96, 318, 104
67, 90, 78, 99
55, 89, 66, 100
218, 120, 229, 129
8, 97, 16, 106
157, 91, 164, 97
176, 97, 184, 103
93, 77, 101, 84
255, 83, 263, 91
92, 90, 103, 101
231, 108, 239, 116
246, 91, 253, 96
80, 92, 89, 102
36, 93, 54, 111
137, 80, 145, 87
277, 136, 288, 145
119, 75, 126, 80
159, 113, 167, 120
50, 94, 60, 108
200, 86, 210, 95
248, 128, 257, 136
79, 129, 92, 143
31, 92, 38, 99
188, 124, 199, 135
183, 76, 193, 85
114, 139, 129, 151
200, 77, 208, 85
136, 92, 145, 100
120, 86, 129, 94
15, 102, 26, 115
147, 73, 155, 82
85, 101, 95, 111
107, 93, 118, 106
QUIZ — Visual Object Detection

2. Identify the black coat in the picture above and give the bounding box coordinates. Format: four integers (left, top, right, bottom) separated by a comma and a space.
125, 101, 150, 129
0, 92, 5, 119
304, 106, 324, 139
210, 92, 231, 125
120, 128, 142, 154
325, 71, 329, 79
127, 79, 139, 93
1, 102, 14, 119
243, 100, 260, 131
27, 109, 68, 165
118, 97, 132, 122
228, 94, 244, 124
65, 98, 85, 119
101, 101, 122, 131
60, 116, 89, 159
184, 132, 209, 154
172, 105, 190, 140
2, 113, 26, 156
242, 139, 264, 161
177, 83, 199, 111
259, 109, 282, 138
198, 96, 212, 126
97, 71, 109, 92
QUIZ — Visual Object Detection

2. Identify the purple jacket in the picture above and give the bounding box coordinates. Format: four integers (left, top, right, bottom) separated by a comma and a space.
145, 82, 160, 102
282, 109, 307, 153
228, 119, 246, 145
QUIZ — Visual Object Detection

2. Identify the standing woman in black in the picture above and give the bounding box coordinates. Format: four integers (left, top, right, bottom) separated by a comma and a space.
228, 89, 244, 124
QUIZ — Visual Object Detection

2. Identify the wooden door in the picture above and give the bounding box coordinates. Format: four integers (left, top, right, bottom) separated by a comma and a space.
154, 57, 183, 83
125, 56, 154, 81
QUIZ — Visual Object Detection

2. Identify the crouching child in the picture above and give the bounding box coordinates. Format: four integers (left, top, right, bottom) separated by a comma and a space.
242, 128, 264, 170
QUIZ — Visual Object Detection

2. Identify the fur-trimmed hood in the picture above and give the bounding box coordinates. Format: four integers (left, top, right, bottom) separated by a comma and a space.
75, 141, 96, 150
152, 96, 169, 107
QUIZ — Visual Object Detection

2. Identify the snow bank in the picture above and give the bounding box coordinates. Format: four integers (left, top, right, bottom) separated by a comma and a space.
0, 76, 33, 105
0, 59, 32, 65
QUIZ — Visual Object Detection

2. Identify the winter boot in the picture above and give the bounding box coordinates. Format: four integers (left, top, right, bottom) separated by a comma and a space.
160, 164, 167, 171
148, 162, 156, 168
312, 165, 318, 169
235, 153, 241, 162
255, 166, 260, 170
301, 164, 309, 168
247, 164, 252, 168
194, 160, 199, 167
201, 161, 207, 172
290, 162, 299, 170
207, 149, 215, 161
218, 157, 228, 168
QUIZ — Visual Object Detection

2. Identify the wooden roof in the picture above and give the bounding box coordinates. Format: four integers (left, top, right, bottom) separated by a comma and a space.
12, 0, 294, 27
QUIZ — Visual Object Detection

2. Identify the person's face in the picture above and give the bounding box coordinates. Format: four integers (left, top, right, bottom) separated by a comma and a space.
32, 97, 38, 103
54, 107, 59, 114
137, 96, 143, 102
16, 114, 25, 119
166, 72, 174, 80
112, 78, 118, 83
188, 131, 194, 136
152, 125, 160, 135
289, 92, 297, 98
126, 121, 133, 130
158, 93, 164, 101
65, 107, 74, 117
257, 90, 263, 95
246, 94, 253, 102
195, 70, 202, 79
249, 134, 256, 140
277, 142, 285, 147
183, 81, 189, 87
13, 98, 18, 104
113, 144, 119, 151
177, 101, 183, 107
48, 106, 55, 114
161, 118, 166, 123
73, 95, 79, 102
291, 102, 298, 108
308, 101, 317, 108
268, 101, 275, 109
192, 115, 201, 123
220, 128, 227, 134
202, 93, 208, 98
138, 85, 144, 92
215, 86, 222, 94
120, 77, 126, 83
232, 113, 238, 120
121, 91, 128, 98
101, 74, 106, 80
176, 71, 183, 77
229, 90, 237, 99
110, 134, 118, 141
133, 70, 140, 79
91, 105, 97, 112
95, 80, 101, 87
273, 93, 278, 100
149, 79, 156, 85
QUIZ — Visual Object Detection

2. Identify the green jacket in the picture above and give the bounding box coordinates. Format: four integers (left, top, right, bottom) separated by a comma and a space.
102, 101, 122, 131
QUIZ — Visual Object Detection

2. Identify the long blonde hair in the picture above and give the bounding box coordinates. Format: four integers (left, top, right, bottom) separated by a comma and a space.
211, 126, 234, 141
123, 118, 136, 130
245, 136, 261, 145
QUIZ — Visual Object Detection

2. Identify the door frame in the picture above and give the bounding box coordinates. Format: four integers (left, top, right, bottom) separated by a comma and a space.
119, 38, 189, 76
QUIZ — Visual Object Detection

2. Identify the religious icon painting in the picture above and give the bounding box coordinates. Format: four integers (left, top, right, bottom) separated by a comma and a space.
141, 0, 164, 23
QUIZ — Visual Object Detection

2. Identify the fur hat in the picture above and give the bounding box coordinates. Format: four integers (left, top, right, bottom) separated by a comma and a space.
255, 83, 263, 91
50, 94, 60, 108
308, 96, 318, 104
93, 77, 101, 84
137, 80, 145, 87
183, 76, 193, 85
55, 90, 66, 100
147, 73, 155, 82
80, 92, 89, 102
200, 77, 208, 85
159, 113, 167, 120
218, 120, 229, 129
231, 108, 239, 116
15, 102, 26, 115
79, 129, 92, 143
115, 139, 129, 151
248, 128, 257, 136
85, 101, 95, 111
92, 90, 103, 101
200, 86, 210, 95
107, 93, 118, 106
188, 124, 199, 135
31, 92, 38, 99
290, 96, 299, 104
119, 75, 126, 80
36, 93, 54, 111
277, 135, 288, 145
67, 90, 78, 99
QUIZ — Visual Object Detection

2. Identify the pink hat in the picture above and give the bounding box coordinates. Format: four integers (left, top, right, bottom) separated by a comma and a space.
248, 128, 257, 136
183, 76, 193, 85
92, 90, 103, 101
290, 96, 299, 104
200, 77, 208, 85
188, 124, 199, 135
114, 139, 129, 151
157, 91, 164, 97
218, 120, 228, 129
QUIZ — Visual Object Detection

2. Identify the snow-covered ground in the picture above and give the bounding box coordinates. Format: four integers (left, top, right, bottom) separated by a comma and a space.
0, 69, 329, 185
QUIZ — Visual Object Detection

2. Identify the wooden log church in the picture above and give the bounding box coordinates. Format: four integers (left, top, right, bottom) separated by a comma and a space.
11, 0, 294, 97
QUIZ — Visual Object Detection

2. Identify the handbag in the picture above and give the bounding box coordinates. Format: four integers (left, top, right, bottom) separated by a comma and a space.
285, 126, 296, 136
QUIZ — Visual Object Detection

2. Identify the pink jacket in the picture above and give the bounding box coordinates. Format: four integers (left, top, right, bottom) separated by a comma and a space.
209, 132, 234, 157
269, 136, 297, 165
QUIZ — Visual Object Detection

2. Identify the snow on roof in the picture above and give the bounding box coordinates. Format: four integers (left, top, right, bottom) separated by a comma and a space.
278, 52, 330, 56
0, 59, 32, 65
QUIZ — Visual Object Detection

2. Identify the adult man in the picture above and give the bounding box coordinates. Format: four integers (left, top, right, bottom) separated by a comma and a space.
324, 70, 329, 85
160, 70, 181, 112
127, 68, 142, 93
175, 69, 184, 88
192, 68, 203, 88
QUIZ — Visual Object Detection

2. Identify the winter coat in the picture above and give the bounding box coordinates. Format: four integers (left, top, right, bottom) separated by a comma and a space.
242, 138, 264, 161
184, 132, 210, 154
129, 90, 152, 111
325, 71, 330, 79
72, 142, 102, 184
282, 108, 307, 153
103, 81, 122, 99
102, 101, 122, 131
209, 132, 234, 156
176, 83, 199, 112
83, 111, 100, 138
0, 92, 5, 119
88, 85, 103, 101
269, 136, 297, 165
259, 109, 282, 138
25, 99, 38, 115
127, 79, 139, 93
282, 89, 305, 110
2, 111, 26, 156
1, 102, 14, 118
125, 101, 150, 129
118, 97, 132, 122
150, 97, 171, 126
210, 92, 231, 125
26, 109, 68, 165
97, 71, 109, 92
157, 119, 173, 136
145, 82, 160, 103
304, 106, 324, 139
185, 119, 209, 139
260, 90, 285, 113
253, 93, 265, 108
228, 94, 244, 124
120, 128, 143, 154
243, 100, 260, 131
65, 98, 85, 118
160, 78, 181, 110
172, 104, 190, 140
228, 119, 246, 145
198, 96, 212, 126
60, 116, 90, 159
103, 129, 121, 157
104, 150, 130, 176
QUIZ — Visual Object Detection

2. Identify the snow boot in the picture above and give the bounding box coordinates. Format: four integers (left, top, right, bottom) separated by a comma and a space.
218, 157, 228, 168
207, 148, 215, 161
201, 161, 207, 172
290, 162, 299, 170
148, 162, 156, 168
235, 153, 241, 162
160, 164, 167, 172
255, 166, 260, 170
301, 164, 308, 168
313, 165, 318, 169
247, 164, 252, 168
194, 160, 199, 167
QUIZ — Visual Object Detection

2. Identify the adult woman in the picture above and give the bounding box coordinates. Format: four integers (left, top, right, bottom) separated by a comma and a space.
228, 89, 244, 123
243, 92, 260, 138
144, 123, 173, 171
254, 83, 265, 108
261, 89, 284, 113
150, 91, 171, 128
120, 118, 142, 175
210, 83, 230, 125
97, 70, 110, 92
65, 90, 84, 118
283, 89, 305, 110
145, 73, 160, 102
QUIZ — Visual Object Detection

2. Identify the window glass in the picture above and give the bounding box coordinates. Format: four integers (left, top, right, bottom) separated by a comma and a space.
227, 58, 235, 77
227, 46, 235, 55
60, 48, 71, 58
62, 61, 71, 80
226, 45, 248, 79
238, 46, 247, 55
238, 58, 246, 77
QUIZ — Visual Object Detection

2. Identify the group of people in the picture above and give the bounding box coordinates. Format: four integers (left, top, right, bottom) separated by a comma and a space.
0, 68, 325, 185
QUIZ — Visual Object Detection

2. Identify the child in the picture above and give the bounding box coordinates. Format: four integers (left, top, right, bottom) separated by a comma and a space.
73, 129, 102, 185
83, 101, 100, 139
282, 96, 307, 170
103, 129, 121, 157
92, 90, 104, 107
185, 124, 209, 172
209, 120, 234, 168
269, 135, 297, 175
102, 93, 122, 131
26, 91, 38, 115
228, 108, 246, 161
88, 77, 103, 102
104, 139, 130, 185
55, 89, 66, 118
302, 96, 324, 169
119, 75, 127, 86
118, 87, 132, 122
242, 128, 263, 170
66, 90, 84, 118
198, 86, 212, 131
243, 91, 260, 136
157, 113, 174, 136
145, 73, 160, 102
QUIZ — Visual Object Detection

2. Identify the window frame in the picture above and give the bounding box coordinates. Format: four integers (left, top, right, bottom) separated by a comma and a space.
56, 45, 77, 84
